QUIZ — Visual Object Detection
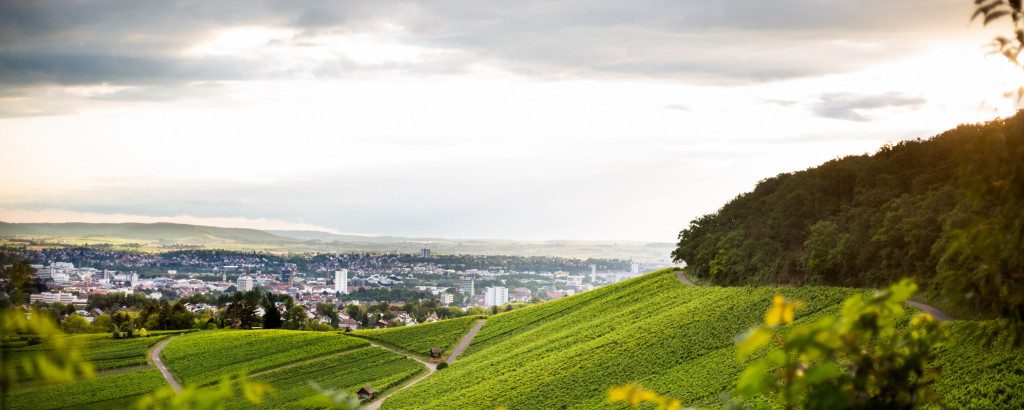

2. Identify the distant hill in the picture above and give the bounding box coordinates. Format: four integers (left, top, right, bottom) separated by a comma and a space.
267, 230, 420, 243
0, 222, 673, 260
0, 222, 292, 244
673, 112, 1024, 288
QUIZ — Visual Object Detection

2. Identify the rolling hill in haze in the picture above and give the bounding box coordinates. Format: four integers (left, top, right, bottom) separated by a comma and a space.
0, 222, 673, 260
0, 222, 290, 244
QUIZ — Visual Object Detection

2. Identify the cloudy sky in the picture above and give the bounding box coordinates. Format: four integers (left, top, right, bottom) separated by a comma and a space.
0, 0, 1020, 241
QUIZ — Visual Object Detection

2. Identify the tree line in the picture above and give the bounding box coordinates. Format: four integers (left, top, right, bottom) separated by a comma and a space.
673, 111, 1024, 326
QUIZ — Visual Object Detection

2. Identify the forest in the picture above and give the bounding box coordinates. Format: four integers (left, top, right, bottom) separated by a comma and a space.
673, 112, 1023, 301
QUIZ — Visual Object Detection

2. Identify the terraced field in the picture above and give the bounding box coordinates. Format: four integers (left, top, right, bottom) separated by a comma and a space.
383, 269, 1023, 409
382, 270, 857, 409
933, 321, 1024, 408
352, 315, 484, 357
8, 331, 187, 409
10, 270, 1022, 409
9, 330, 182, 374
161, 329, 368, 386
225, 346, 425, 409
9, 368, 167, 410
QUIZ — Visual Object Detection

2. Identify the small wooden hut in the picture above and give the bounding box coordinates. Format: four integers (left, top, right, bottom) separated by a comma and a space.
357, 385, 376, 400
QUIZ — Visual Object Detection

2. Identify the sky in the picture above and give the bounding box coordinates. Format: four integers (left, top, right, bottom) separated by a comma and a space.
0, 0, 1021, 242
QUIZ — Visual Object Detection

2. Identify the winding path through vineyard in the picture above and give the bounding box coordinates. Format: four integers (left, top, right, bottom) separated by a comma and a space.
150, 337, 181, 393
906, 300, 954, 322
365, 319, 486, 410
673, 269, 952, 321
675, 270, 695, 286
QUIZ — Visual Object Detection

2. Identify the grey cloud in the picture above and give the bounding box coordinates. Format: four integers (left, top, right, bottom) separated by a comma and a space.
812, 92, 927, 122
0, 1, 972, 91
0, 52, 255, 85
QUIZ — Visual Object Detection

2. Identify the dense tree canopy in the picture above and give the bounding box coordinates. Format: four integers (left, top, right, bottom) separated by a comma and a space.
673, 112, 1024, 302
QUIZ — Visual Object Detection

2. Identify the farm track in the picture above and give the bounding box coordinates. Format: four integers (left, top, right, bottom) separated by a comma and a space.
906, 300, 954, 322
365, 319, 486, 410
150, 337, 182, 393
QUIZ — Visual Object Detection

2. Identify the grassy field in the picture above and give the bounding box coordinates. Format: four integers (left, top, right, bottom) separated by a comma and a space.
383, 270, 857, 409
8, 330, 185, 378
224, 346, 425, 409
160, 329, 368, 386
9, 368, 167, 410
381, 269, 1023, 409
8, 271, 1021, 409
933, 321, 1024, 408
351, 315, 483, 358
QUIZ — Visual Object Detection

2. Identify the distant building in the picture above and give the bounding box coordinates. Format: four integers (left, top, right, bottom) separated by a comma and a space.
421, 248, 432, 258
440, 293, 455, 305
29, 292, 76, 304
484, 286, 509, 307
511, 287, 532, 302
339, 318, 359, 331
237, 275, 254, 292
334, 270, 349, 294
459, 277, 475, 297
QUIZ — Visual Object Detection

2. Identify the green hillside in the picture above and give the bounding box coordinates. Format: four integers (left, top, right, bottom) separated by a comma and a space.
351, 315, 483, 358
7, 330, 189, 409
161, 330, 367, 386
225, 346, 424, 409
10, 368, 168, 410
673, 112, 1023, 293
381, 269, 1021, 409
0, 222, 292, 244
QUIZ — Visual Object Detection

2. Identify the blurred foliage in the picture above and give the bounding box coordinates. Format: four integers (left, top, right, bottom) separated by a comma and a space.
0, 308, 94, 410
298, 382, 363, 410
733, 280, 946, 409
135, 372, 272, 410
607, 383, 682, 410
938, 103, 1024, 344
974, 0, 1024, 101
607, 280, 947, 410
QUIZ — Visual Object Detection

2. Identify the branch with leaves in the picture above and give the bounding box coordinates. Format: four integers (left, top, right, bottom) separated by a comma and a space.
734, 280, 947, 409
975, 0, 1024, 100
0, 308, 95, 410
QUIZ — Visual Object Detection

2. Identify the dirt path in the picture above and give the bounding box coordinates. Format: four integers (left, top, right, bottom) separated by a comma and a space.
906, 300, 954, 322
362, 344, 436, 410
672, 270, 953, 321
675, 270, 695, 286
150, 337, 182, 393
364, 319, 486, 410
445, 319, 485, 363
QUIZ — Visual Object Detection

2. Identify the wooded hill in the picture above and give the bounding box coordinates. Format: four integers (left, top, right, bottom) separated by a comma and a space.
673, 111, 1024, 291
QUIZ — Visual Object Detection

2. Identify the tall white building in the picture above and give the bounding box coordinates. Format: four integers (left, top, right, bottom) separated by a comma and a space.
237, 275, 254, 292
334, 269, 349, 294
484, 286, 509, 307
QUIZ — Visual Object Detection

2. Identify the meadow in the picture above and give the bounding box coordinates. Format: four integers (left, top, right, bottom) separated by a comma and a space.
225, 346, 425, 409
351, 315, 483, 357
160, 329, 368, 386
383, 270, 1023, 409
